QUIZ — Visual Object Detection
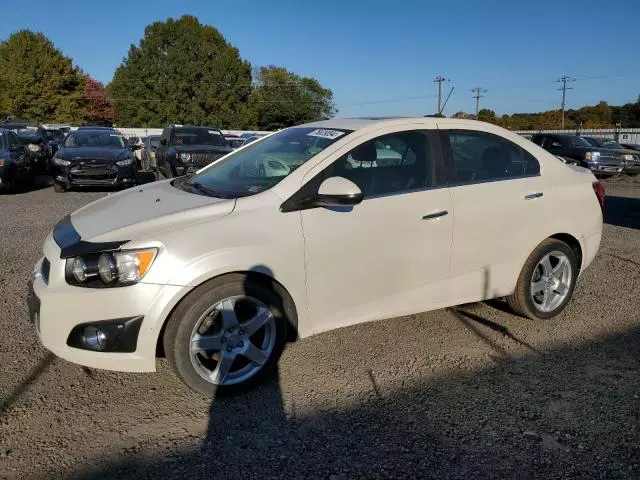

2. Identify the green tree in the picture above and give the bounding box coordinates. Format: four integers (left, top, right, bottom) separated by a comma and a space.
477, 108, 497, 122
107, 15, 254, 128
251, 66, 336, 130
0, 30, 86, 123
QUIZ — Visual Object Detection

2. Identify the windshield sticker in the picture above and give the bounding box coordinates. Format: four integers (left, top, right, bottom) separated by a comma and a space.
306, 129, 345, 140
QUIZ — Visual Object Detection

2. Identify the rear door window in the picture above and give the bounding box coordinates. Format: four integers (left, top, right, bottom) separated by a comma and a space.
445, 130, 540, 184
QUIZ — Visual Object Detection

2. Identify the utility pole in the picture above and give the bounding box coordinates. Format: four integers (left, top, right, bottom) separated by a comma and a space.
433, 75, 448, 115
471, 87, 487, 119
556, 75, 575, 129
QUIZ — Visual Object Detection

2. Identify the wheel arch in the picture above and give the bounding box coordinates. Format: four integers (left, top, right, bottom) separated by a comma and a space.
548, 232, 583, 274
155, 270, 299, 357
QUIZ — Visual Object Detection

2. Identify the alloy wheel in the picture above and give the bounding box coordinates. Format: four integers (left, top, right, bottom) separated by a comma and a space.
530, 250, 573, 313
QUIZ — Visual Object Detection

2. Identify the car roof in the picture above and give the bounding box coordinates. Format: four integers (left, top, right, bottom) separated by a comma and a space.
3, 122, 40, 129
71, 128, 123, 135
300, 116, 510, 132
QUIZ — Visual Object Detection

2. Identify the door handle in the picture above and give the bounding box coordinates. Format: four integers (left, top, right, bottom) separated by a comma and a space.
524, 192, 543, 200
422, 210, 448, 220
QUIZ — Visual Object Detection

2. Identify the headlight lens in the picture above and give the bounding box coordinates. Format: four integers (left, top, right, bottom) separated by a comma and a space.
67, 248, 157, 287
180, 152, 191, 162
585, 151, 600, 161
28, 144, 41, 152
116, 158, 134, 167
52, 156, 71, 166
72, 257, 90, 282
623, 154, 634, 161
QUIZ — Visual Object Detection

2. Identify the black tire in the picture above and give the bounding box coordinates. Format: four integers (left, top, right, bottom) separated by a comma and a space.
507, 238, 578, 320
53, 182, 66, 193
163, 274, 289, 396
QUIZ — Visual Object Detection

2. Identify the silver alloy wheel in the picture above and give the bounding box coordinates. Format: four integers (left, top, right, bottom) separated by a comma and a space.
530, 250, 573, 313
188, 295, 276, 386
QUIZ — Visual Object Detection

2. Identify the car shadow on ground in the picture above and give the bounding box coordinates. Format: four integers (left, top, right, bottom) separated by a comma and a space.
53, 321, 640, 479
603, 195, 640, 230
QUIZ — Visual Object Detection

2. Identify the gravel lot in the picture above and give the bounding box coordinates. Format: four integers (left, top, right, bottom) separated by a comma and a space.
1, 177, 639, 480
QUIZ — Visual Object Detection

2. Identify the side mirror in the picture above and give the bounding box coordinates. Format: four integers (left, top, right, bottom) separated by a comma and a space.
314, 176, 363, 208
160, 139, 167, 146
130, 144, 142, 151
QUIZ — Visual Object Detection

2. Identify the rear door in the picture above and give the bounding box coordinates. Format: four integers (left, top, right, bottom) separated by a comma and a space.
437, 124, 550, 303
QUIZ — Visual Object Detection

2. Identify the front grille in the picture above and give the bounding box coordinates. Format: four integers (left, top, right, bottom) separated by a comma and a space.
189, 152, 225, 167
70, 164, 118, 180
41, 258, 50, 284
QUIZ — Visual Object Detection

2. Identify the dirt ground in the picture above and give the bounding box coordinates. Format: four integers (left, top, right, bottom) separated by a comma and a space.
1, 176, 639, 479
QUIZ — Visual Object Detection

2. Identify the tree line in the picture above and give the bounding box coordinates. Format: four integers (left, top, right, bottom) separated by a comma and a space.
453, 98, 640, 130
0, 15, 336, 130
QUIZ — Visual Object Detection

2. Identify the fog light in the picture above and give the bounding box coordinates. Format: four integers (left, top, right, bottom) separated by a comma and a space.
82, 326, 107, 351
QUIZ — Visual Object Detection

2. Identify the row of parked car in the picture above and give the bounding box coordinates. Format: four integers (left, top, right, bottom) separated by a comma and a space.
526, 133, 640, 176
0, 120, 266, 192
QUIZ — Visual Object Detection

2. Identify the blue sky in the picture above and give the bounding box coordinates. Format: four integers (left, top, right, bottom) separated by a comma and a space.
2, 0, 639, 117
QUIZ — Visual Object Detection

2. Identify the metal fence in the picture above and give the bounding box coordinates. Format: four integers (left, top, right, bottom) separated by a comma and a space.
514, 128, 640, 144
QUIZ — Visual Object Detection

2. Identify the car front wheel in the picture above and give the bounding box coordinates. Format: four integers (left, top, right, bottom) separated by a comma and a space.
507, 238, 578, 320
163, 275, 288, 396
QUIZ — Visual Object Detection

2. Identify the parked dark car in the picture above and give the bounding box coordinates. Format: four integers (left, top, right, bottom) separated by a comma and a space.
77, 125, 117, 131
141, 135, 161, 172
2, 121, 51, 175
0, 128, 33, 190
621, 143, 640, 151
49, 129, 139, 192
43, 128, 66, 157
156, 125, 233, 178
530, 133, 624, 176
224, 134, 245, 149
582, 137, 640, 175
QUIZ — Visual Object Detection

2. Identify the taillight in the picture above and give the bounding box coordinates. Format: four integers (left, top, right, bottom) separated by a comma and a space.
593, 181, 605, 211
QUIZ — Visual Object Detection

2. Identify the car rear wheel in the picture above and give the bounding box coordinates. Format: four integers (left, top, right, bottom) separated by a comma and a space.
163, 275, 288, 396
507, 238, 578, 320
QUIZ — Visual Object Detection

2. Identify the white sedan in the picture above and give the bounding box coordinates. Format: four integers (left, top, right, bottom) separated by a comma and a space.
31, 117, 603, 395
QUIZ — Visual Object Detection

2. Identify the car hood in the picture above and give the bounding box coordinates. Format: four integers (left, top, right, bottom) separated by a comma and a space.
69, 180, 235, 242
56, 147, 131, 162
172, 145, 232, 154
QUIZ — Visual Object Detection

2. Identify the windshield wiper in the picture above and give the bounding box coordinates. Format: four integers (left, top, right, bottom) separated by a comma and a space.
184, 180, 222, 198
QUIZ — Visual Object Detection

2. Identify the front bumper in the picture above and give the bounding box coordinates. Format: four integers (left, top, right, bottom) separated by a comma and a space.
623, 161, 640, 173
32, 236, 188, 372
584, 161, 623, 174
51, 162, 136, 188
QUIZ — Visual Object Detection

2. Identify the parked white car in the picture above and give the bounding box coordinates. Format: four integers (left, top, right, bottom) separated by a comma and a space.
31, 118, 604, 395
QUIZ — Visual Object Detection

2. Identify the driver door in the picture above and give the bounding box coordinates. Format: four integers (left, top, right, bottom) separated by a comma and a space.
298, 127, 454, 335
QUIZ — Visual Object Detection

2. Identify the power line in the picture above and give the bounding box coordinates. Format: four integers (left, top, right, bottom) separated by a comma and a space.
471, 87, 488, 118
556, 75, 575, 129
433, 75, 449, 115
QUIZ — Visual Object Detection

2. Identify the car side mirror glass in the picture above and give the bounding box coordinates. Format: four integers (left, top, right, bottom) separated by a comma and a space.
315, 176, 363, 208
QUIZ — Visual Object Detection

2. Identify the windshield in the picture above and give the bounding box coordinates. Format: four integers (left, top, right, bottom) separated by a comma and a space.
581, 137, 599, 147
63, 132, 127, 149
9, 127, 42, 142
600, 140, 624, 149
567, 136, 592, 147
184, 127, 351, 197
172, 128, 227, 147
149, 136, 161, 148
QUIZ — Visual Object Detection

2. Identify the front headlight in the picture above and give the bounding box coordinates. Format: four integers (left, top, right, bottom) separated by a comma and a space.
67, 248, 157, 287
28, 144, 41, 152
623, 154, 634, 161
116, 157, 134, 167
585, 151, 600, 161
180, 152, 191, 162
52, 156, 71, 166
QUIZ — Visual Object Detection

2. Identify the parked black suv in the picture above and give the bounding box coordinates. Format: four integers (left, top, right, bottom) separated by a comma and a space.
582, 137, 640, 175
2, 121, 51, 175
530, 133, 624, 176
155, 125, 232, 178
50, 128, 139, 192
0, 128, 32, 190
